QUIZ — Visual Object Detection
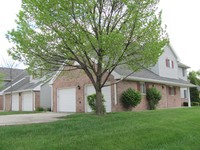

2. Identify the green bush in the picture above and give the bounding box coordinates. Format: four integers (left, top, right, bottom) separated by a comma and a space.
47, 108, 51, 111
192, 102, 199, 106
87, 94, 106, 113
121, 88, 141, 109
146, 87, 162, 110
36, 107, 44, 111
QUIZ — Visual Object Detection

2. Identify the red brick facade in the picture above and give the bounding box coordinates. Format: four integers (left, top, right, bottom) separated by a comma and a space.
0, 95, 3, 110
4, 91, 40, 111
52, 68, 115, 112
52, 68, 184, 113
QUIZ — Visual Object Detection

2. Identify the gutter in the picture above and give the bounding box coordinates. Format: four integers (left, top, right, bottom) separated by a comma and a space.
123, 76, 196, 88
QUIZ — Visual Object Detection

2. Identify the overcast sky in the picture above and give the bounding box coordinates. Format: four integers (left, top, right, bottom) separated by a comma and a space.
0, 0, 199, 71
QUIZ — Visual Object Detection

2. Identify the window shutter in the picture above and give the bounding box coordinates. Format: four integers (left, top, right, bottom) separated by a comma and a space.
137, 82, 140, 91
172, 61, 174, 68
166, 59, 168, 67
169, 87, 171, 95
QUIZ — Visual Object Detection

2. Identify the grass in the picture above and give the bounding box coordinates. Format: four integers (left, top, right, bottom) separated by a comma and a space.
0, 107, 200, 150
0, 111, 41, 115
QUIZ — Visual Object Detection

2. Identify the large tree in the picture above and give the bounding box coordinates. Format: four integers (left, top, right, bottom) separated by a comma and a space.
188, 71, 200, 102
7, 0, 168, 115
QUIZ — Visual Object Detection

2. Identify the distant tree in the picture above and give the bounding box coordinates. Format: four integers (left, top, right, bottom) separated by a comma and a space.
7, 0, 168, 115
0, 73, 4, 90
188, 71, 200, 102
0, 58, 19, 110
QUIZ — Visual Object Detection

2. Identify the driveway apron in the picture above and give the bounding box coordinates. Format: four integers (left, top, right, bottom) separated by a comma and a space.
0, 112, 70, 126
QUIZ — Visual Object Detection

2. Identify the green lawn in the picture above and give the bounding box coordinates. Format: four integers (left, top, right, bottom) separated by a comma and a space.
0, 107, 200, 150
0, 111, 40, 115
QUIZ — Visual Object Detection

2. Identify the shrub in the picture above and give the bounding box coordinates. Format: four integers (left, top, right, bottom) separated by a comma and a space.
192, 102, 199, 106
87, 94, 106, 113
121, 88, 141, 109
183, 102, 188, 106
36, 107, 44, 111
146, 87, 162, 110
47, 108, 51, 111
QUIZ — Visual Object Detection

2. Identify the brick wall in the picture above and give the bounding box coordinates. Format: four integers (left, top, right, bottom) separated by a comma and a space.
34, 91, 40, 109
52, 67, 115, 112
4, 91, 41, 111
5, 94, 11, 111
53, 67, 183, 112
0, 95, 3, 110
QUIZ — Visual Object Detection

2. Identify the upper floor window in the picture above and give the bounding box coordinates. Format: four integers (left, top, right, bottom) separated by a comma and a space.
182, 68, 186, 77
166, 59, 174, 69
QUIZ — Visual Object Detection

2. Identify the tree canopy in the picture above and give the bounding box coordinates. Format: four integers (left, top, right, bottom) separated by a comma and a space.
7, 0, 168, 114
188, 71, 200, 102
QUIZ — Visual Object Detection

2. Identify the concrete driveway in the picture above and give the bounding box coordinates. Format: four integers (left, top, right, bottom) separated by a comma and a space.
0, 112, 71, 126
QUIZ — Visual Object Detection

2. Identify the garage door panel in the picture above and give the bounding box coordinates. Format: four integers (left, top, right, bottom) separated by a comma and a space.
12, 94, 19, 111
57, 88, 76, 112
22, 92, 33, 111
85, 85, 111, 112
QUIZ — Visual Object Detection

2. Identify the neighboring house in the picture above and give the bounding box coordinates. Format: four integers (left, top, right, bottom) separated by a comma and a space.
50, 45, 195, 113
0, 67, 50, 111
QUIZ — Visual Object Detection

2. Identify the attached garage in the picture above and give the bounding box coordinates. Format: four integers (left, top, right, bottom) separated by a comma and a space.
22, 92, 33, 111
57, 87, 76, 112
12, 93, 19, 111
85, 85, 111, 112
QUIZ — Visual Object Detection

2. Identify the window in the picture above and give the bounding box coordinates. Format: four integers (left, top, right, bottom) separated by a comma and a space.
182, 68, 186, 77
140, 82, 146, 94
169, 87, 176, 96
184, 90, 187, 98
166, 59, 174, 68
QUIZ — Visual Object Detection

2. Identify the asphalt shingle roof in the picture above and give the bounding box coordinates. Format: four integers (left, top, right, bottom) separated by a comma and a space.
0, 67, 42, 93
114, 66, 193, 87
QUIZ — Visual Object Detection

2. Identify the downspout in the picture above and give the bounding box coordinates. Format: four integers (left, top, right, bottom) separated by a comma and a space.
114, 83, 117, 105
50, 85, 53, 112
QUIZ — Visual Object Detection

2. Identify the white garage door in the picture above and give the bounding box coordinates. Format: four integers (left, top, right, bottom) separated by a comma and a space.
12, 93, 19, 111
22, 92, 33, 111
57, 88, 76, 112
85, 85, 111, 112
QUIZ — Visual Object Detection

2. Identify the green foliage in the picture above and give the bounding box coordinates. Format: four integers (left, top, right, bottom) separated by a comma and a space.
7, 0, 169, 115
0, 73, 5, 90
188, 71, 200, 85
191, 102, 199, 106
190, 87, 200, 102
121, 88, 141, 109
146, 87, 162, 110
36, 107, 44, 111
87, 94, 105, 113
188, 71, 200, 102
1, 108, 200, 149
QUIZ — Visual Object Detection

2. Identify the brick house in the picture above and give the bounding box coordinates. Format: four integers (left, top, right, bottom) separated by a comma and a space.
0, 67, 50, 111
50, 45, 195, 113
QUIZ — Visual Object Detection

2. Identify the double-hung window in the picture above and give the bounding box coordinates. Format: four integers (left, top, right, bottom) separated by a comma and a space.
166, 59, 174, 69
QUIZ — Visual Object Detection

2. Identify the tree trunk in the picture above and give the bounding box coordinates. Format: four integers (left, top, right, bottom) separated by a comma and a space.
95, 86, 104, 115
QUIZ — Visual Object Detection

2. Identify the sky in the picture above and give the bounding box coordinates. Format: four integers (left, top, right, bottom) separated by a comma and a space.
0, 0, 199, 71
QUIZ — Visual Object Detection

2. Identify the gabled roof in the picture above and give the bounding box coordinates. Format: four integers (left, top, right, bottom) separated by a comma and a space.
0, 67, 26, 81
4, 76, 43, 93
0, 67, 43, 94
114, 66, 195, 87
167, 44, 180, 62
178, 62, 190, 69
